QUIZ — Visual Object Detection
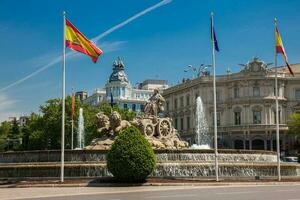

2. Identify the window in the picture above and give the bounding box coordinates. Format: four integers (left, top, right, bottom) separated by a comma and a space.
180, 96, 184, 107
174, 118, 178, 129
216, 91, 221, 102
186, 95, 190, 106
295, 89, 300, 99
273, 110, 281, 124
140, 104, 145, 112
234, 112, 241, 125
166, 101, 169, 111
213, 112, 221, 126
234, 87, 239, 98
253, 111, 261, 124
253, 87, 260, 97
124, 104, 128, 109
180, 118, 184, 130
217, 112, 221, 126
187, 117, 190, 130
132, 104, 136, 111
174, 99, 178, 109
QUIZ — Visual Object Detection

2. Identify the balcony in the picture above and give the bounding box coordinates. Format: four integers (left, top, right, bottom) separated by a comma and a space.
215, 124, 288, 132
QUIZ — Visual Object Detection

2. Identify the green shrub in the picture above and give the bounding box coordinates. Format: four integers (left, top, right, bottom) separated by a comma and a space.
107, 126, 156, 182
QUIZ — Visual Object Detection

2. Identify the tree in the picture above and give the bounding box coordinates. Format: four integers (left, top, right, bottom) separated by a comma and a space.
7, 119, 21, 151
107, 126, 156, 182
0, 121, 12, 151
0, 97, 137, 151
288, 113, 300, 137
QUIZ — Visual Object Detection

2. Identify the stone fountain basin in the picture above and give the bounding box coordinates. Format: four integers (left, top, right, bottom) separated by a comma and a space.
0, 149, 277, 163
0, 149, 299, 178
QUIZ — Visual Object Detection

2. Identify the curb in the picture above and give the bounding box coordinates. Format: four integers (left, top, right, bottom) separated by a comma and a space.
1, 181, 300, 188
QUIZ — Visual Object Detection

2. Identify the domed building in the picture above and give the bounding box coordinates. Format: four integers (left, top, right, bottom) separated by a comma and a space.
84, 57, 168, 112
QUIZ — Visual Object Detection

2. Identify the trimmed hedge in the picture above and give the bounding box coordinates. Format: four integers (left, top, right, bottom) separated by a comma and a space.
107, 126, 156, 182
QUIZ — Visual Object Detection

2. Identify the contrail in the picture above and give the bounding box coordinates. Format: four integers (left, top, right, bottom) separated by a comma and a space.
93, 0, 172, 42
0, 0, 172, 93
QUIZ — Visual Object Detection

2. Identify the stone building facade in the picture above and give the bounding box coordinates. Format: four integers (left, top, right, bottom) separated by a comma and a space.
163, 58, 300, 155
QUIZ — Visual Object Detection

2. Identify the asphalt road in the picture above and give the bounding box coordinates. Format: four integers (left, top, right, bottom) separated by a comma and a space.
1, 184, 300, 200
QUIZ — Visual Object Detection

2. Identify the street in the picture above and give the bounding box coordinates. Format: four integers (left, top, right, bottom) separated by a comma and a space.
1, 184, 300, 200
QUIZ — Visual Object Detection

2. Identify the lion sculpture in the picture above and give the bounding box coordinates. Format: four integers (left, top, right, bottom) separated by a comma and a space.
109, 111, 131, 134
95, 112, 110, 134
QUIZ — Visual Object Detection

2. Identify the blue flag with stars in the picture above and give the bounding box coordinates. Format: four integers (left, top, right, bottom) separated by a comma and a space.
211, 16, 219, 52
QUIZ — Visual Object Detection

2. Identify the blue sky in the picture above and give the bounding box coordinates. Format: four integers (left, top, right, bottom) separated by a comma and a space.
0, 0, 300, 121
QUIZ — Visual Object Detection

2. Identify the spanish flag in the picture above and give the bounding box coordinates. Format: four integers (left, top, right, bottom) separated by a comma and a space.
275, 23, 294, 76
65, 19, 102, 63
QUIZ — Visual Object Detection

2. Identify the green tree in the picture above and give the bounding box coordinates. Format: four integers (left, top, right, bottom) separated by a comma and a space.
107, 126, 156, 182
0, 121, 12, 151
1, 97, 137, 151
288, 113, 300, 136
7, 119, 22, 151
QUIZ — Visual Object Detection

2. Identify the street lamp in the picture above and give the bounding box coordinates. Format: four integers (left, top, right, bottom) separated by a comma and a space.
184, 64, 212, 78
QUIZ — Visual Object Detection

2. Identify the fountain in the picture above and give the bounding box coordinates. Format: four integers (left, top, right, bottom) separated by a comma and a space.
0, 89, 299, 179
77, 108, 85, 149
191, 96, 211, 149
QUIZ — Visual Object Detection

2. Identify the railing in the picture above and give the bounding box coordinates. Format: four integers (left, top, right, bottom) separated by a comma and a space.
215, 124, 288, 132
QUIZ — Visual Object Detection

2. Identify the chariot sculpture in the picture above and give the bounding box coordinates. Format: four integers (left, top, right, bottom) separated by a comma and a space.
87, 88, 188, 150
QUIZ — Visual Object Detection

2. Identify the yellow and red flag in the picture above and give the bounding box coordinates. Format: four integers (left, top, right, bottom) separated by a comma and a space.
65, 19, 102, 63
275, 24, 294, 76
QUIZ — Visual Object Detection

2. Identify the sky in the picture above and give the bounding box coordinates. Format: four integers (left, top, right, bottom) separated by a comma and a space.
0, 0, 300, 122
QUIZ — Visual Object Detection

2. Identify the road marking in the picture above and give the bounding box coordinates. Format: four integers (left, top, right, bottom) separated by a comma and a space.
146, 194, 197, 199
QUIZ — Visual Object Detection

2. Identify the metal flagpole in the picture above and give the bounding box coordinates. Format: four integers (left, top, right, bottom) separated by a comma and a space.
61, 11, 66, 183
274, 18, 281, 181
71, 87, 74, 150
211, 12, 219, 182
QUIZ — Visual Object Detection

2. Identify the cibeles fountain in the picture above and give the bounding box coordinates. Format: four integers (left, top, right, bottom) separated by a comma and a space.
86, 88, 188, 150
0, 90, 299, 179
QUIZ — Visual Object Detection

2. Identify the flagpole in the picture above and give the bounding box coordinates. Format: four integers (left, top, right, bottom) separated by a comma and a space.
71, 87, 74, 150
274, 18, 281, 181
61, 11, 66, 183
211, 12, 219, 182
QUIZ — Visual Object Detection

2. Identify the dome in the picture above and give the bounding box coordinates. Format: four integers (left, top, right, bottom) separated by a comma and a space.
108, 57, 129, 83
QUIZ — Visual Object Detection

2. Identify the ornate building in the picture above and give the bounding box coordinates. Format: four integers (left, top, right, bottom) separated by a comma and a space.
84, 58, 168, 112
163, 58, 300, 155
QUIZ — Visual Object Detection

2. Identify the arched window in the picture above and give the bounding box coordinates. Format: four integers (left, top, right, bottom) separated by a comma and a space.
252, 139, 264, 150
234, 140, 244, 149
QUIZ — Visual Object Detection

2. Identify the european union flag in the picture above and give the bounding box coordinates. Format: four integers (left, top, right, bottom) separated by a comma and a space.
211, 16, 219, 52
